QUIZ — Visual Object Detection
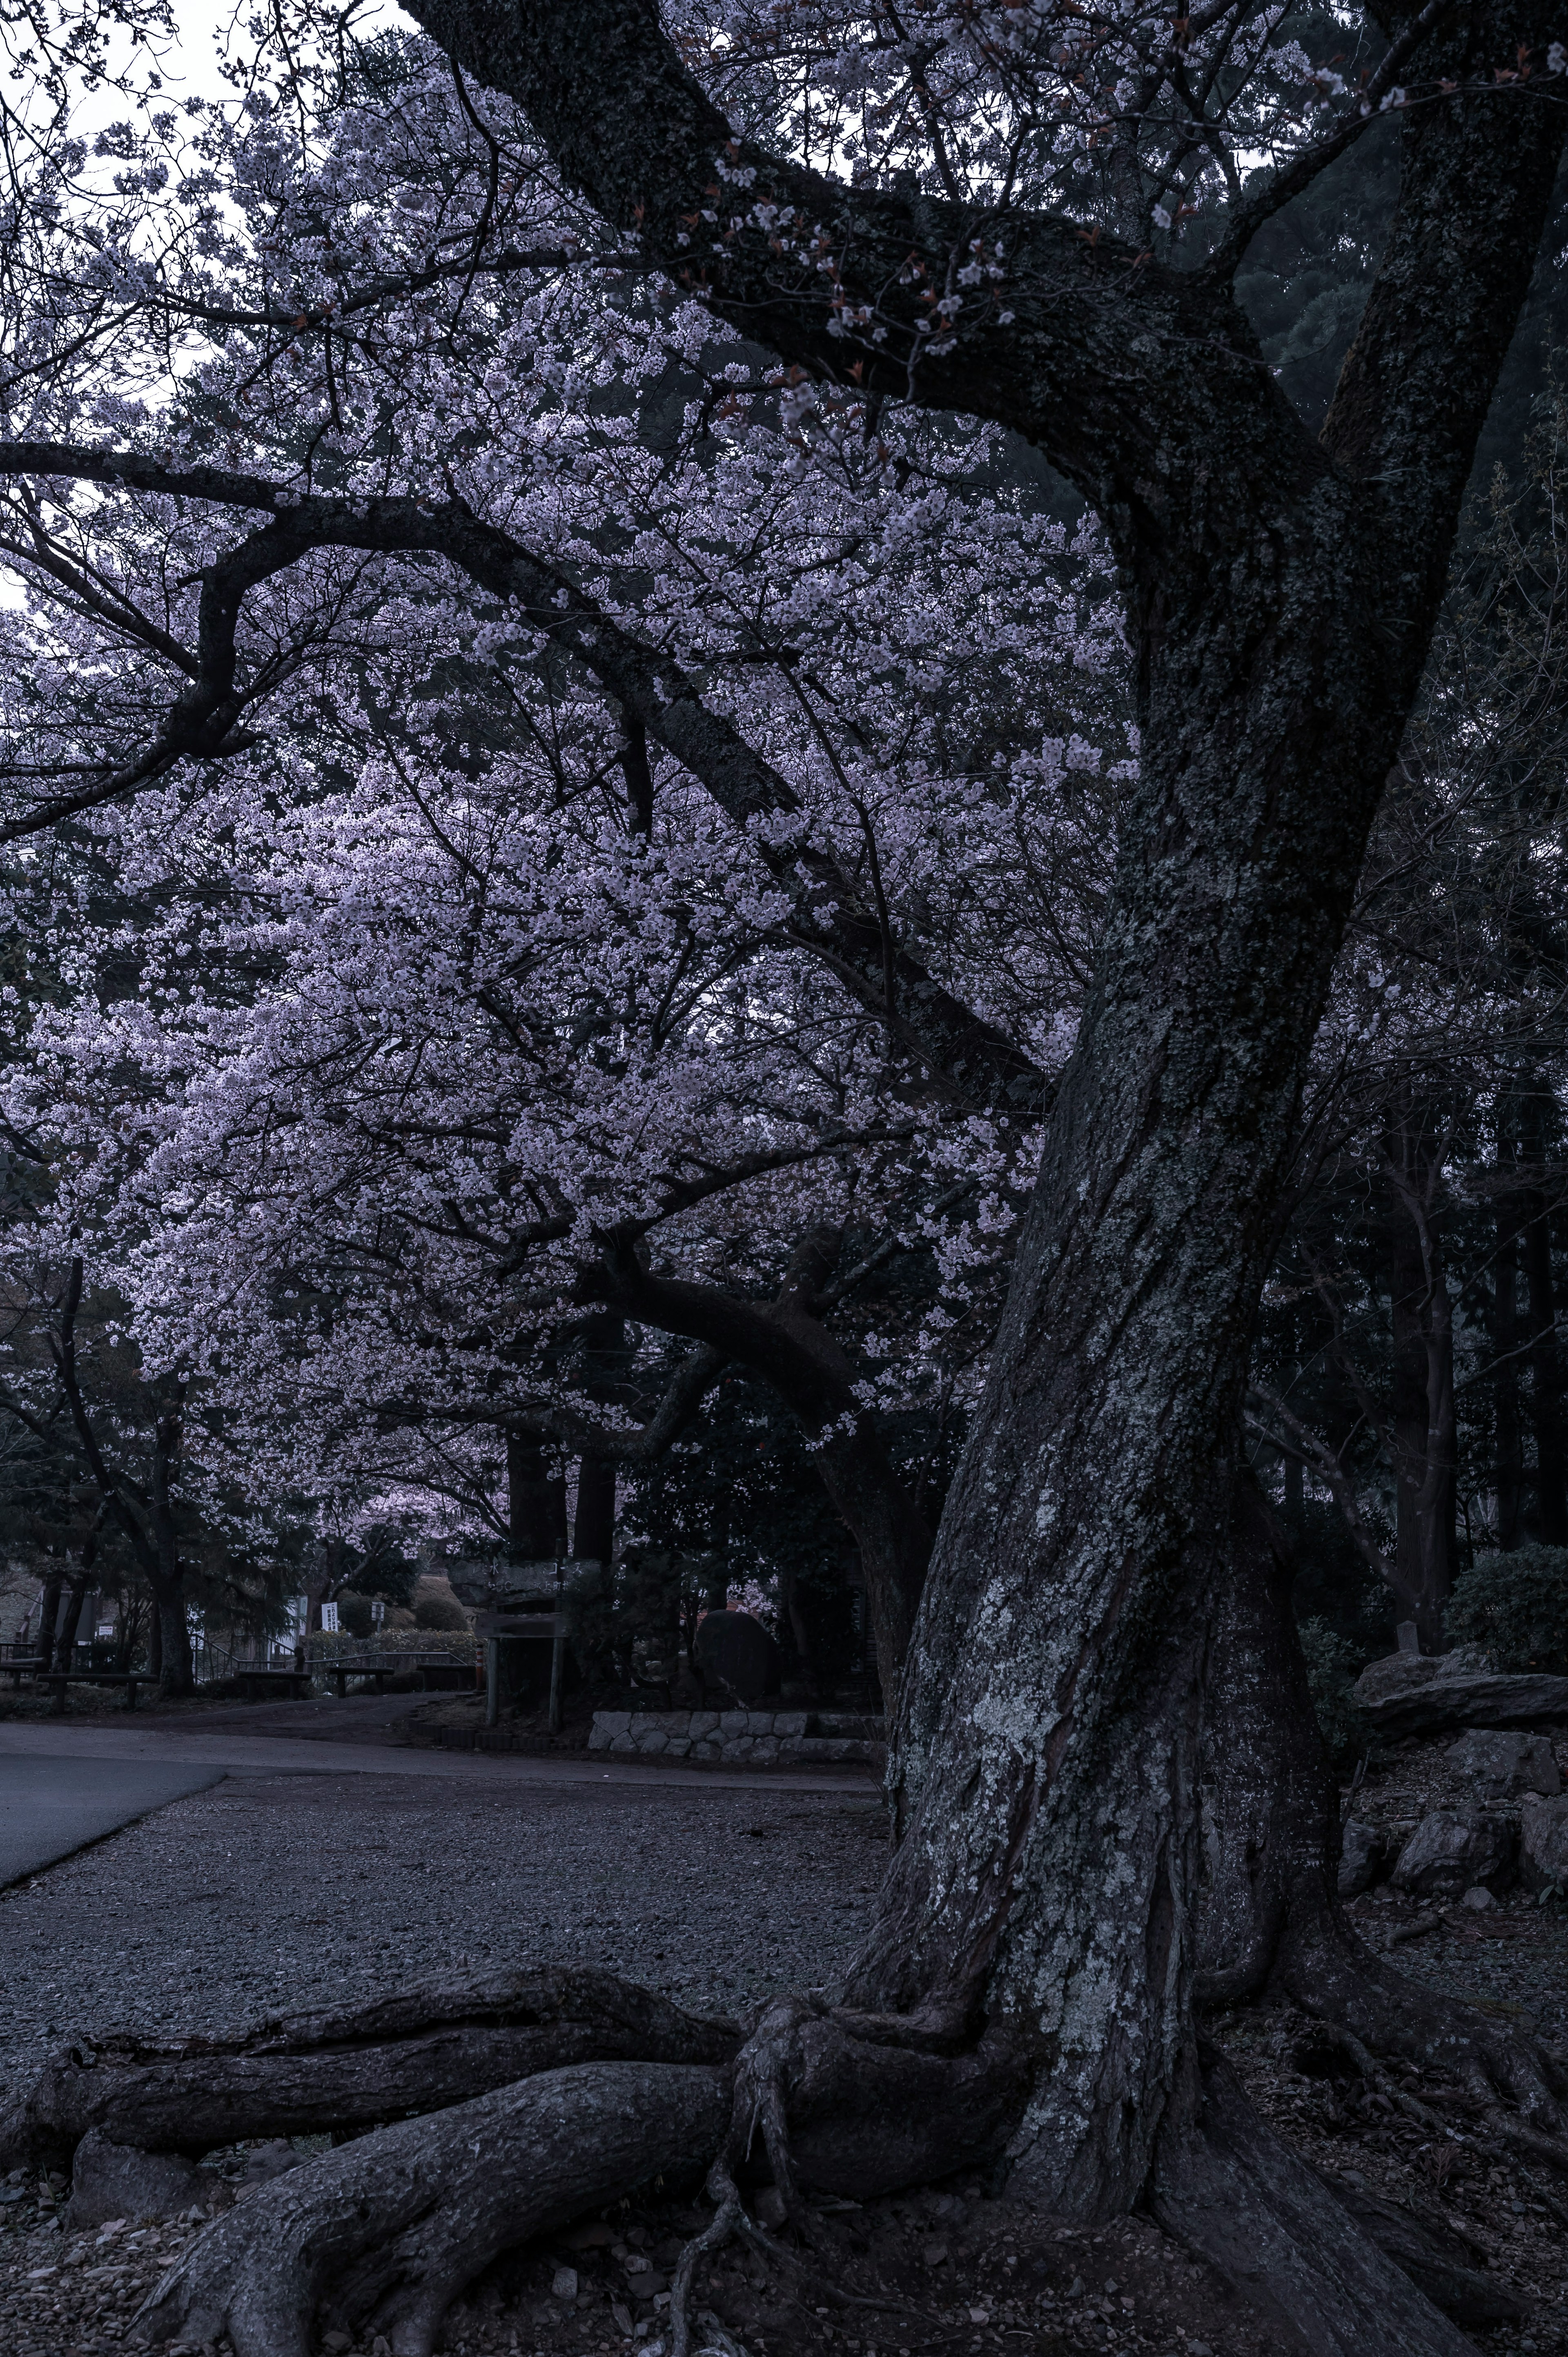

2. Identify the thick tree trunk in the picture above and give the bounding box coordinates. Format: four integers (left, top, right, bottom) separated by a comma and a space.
36, 1572, 63, 1673
53, 1574, 91, 1670
1492, 1163, 1524, 1550
573, 1451, 616, 1563
150, 1576, 193, 1699
506, 1432, 567, 1558
1520, 1140, 1567, 1542
846, 460, 1415, 2218
1387, 1126, 1457, 1650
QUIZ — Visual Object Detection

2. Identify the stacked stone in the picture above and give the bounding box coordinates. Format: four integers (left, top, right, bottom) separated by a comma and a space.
586, 1708, 882, 1767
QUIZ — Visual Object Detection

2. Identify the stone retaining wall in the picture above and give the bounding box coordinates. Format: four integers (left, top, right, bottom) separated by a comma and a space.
589, 1707, 884, 1767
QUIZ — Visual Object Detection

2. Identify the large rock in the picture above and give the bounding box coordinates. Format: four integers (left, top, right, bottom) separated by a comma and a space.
691, 1610, 781, 1704
1337, 1818, 1390, 1898
1355, 1652, 1568, 1738
64, 2130, 215, 2230
1519, 1795, 1568, 1894
1445, 1729, 1561, 1799
1391, 1806, 1518, 1900
1354, 1647, 1492, 1708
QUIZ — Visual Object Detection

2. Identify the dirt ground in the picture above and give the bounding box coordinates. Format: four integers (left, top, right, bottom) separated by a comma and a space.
3, 1726, 1567, 2357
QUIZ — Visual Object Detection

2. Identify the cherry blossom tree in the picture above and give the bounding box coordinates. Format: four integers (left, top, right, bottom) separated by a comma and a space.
0, 2, 1566, 2350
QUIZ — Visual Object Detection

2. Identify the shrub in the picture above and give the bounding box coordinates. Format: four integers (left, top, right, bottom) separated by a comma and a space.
413, 1585, 469, 1632
1297, 1615, 1371, 1771
1446, 1545, 1568, 1674
336, 1590, 375, 1639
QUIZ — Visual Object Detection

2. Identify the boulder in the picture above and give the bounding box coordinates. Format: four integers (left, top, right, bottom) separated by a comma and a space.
1519, 1794, 1568, 1894
64, 2130, 223, 2230
692, 1609, 781, 1704
1337, 1818, 1390, 1898
1391, 1806, 1517, 1900
1357, 1667, 1568, 1739
1353, 1647, 1492, 1708
1444, 1729, 1561, 1799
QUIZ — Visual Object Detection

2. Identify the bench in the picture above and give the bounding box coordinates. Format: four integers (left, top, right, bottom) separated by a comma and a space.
4, 1656, 46, 1690
316, 1655, 479, 1698
35, 1671, 147, 1714
234, 1669, 315, 1702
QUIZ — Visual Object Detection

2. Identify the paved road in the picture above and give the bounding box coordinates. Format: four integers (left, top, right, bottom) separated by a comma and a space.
0, 1720, 873, 1797
0, 1754, 227, 1889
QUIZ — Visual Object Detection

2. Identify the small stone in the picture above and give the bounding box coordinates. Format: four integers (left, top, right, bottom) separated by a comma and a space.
1460, 1884, 1496, 1910
754, 2187, 787, 2227
921, 2239, 949, 2266
322, 2335, 353, 2353
371, 2340, 392, 2357
611, 2299, 634, 2332
551, 2265, 579, 2301
968, 2306, 989, 2324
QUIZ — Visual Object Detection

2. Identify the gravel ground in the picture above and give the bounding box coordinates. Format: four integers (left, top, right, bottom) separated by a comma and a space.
0, 1767, 888, 2075
3, 1731, 1568, 2357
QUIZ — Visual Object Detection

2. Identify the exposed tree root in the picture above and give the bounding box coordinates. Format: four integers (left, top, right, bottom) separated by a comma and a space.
666, 2157, 919, 2357
1276, 1909, 1568, 2161
134, 2060, 730, 2357
1149, 2043, 1481, 2357
1312, 2169, 1528, 2329
722, 1992, 1026, 2209
1305, 2018, 1568, 2229
0, 1965, 738, 2172
125, 1991, 1025, 2357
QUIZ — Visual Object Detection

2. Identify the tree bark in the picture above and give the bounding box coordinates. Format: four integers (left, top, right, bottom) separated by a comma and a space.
36, 1570, 63, 1673
1519, 1106, 1567, 1542
1492, 1151, 1524, 1550
53, 1573, 91, 1671
0, 1967, 739, 2172
505, 1432, 566, 1558
1386, 1119, 1457, 1650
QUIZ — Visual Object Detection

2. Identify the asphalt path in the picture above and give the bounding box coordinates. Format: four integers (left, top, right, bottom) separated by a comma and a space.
0, 1753, 227, 1889
0, 1719, 873, 1798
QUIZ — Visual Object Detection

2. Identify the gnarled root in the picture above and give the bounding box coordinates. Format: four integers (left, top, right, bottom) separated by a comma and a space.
1150, 2043, 1482, 2357
133, 2060, 730, 2357
724, 1991, 1026, 2212
659, 1990, 1022, 2357
1276, 1904, 1568, 2174
129, 1989, 1027, 2357
0, 1965, 738, 2173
